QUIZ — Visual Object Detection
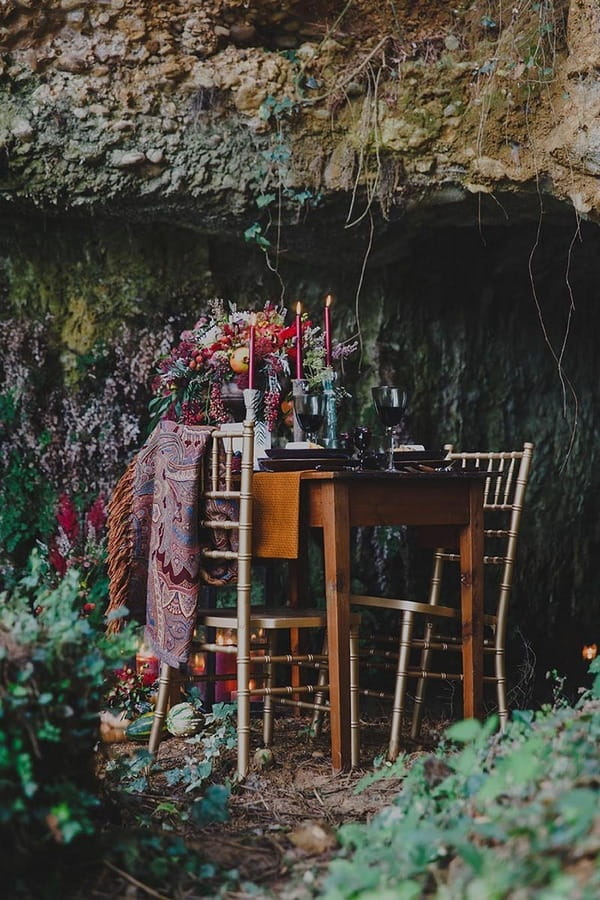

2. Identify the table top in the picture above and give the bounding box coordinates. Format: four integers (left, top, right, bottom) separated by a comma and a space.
255, 467, 490, 482
295, 468, 488, 480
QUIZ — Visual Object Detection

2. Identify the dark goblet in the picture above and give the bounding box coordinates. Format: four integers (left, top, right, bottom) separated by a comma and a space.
293, 392, 326, 444
339, 431, 355, 454
372, 386, 408, 472
352, 426, 372, 470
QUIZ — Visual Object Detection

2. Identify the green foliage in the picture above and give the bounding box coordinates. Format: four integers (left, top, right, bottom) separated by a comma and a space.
0, 554, 137, 887
161, 702, 237, 800
107, 829, 239, 896
0, 446, 57, 557
323, 687, 600, 898
244, 221, 272, 249
258, 94, 298, 122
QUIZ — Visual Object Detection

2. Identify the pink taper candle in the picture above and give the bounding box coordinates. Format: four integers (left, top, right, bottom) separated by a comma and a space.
324, 294, 332, 367
295, 301, 303, 379
248, 313, 256, 389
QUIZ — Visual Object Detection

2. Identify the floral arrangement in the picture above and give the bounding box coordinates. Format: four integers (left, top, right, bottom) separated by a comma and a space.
149, 299, 350, 431
104, 664, 156, 719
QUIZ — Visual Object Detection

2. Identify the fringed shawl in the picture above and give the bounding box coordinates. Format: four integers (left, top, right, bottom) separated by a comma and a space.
106, 421, 215, 665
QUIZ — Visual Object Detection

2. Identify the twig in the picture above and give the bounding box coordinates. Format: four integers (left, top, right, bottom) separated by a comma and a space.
303, 35, 392, 105
103, 860, 171, 900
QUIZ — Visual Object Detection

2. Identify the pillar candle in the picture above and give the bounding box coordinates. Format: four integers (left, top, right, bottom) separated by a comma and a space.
295, 301, 303, 379
248, 313, 256, 390
215, 628, 237, 702
135, 642, 160, 686
324, 294, 333, 367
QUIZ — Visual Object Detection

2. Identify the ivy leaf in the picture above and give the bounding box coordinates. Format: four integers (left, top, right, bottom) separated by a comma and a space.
256, 193, 276, 209
243, 223, 271, 248
191, 783, 230, 826
445, 718, 483, 744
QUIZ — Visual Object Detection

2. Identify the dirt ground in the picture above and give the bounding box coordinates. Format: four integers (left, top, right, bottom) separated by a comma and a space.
92, 707, 449, 899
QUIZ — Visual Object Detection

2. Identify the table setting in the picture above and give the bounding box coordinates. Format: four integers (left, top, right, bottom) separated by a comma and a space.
260, 383, 453, 474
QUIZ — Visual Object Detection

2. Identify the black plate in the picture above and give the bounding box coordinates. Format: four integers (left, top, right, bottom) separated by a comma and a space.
393, 449, 447, 461
259, 458, 359, 472
265, 448, 353, 460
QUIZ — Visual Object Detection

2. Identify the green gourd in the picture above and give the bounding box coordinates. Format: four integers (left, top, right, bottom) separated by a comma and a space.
165, 702, 204, 737
125, 710, 161, 741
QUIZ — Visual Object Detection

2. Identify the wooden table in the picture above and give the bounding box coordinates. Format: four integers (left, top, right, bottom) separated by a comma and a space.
254, 469, 485, 773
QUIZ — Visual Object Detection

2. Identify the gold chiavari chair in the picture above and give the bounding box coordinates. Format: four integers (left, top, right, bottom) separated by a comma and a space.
149, 392, 360, 778
352, 442, 534, 760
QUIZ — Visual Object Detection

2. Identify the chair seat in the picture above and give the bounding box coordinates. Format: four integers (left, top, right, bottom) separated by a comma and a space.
199, 607, 360, 630
351, 593, 458, 619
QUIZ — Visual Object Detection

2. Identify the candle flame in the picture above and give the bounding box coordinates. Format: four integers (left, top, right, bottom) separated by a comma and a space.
325, 294, 333, 307
249, 312, 257, 326
296, 301, 302, 315
582, 643, 598, 661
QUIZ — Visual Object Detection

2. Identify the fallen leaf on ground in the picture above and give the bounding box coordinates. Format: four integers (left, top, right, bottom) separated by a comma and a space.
287, 821, 337, 855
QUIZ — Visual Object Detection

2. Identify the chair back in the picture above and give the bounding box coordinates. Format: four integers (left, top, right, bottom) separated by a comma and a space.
430, 442, 534, 643
199, 397, 256, 765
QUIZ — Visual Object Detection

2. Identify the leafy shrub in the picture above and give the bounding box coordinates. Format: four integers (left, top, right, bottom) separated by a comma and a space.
0, 554, 137, 890
323, 661, 600, 898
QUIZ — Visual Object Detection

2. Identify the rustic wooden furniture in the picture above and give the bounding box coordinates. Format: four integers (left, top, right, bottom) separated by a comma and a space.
252, 468, 486, 772
408, 443, 534, 739
148, 396, 360, 779
353, 443, 533, 761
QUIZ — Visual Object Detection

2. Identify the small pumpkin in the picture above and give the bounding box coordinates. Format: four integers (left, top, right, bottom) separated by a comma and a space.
99, 709, 131, 743
165, 701, 204, 737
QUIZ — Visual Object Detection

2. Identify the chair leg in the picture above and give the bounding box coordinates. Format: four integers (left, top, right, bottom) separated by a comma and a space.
149, 661, 172, 756
309, 634, 329, 738
388, 611, 414, 761
410, 619, 434, 741
350, 623, 360, 767
411, 551, 444, 741
262, 631, 276, 747
495, 641, 508, 730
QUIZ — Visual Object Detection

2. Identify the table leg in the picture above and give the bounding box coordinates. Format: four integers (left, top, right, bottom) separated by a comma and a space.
321, 481, 352, 772
459, 480, 484, 720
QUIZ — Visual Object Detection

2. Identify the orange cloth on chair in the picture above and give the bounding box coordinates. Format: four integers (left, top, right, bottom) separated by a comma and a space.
252, 471, 303, 559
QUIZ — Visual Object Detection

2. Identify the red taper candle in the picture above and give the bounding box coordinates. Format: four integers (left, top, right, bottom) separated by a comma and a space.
295, 301, 303, 379
248, 313, 256, 389
324, 294, 333, 367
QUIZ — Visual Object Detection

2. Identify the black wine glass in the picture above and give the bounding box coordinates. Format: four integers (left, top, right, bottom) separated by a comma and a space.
352, 426, 372, 470
372, 386, 408, 472
294, 392, 326, 444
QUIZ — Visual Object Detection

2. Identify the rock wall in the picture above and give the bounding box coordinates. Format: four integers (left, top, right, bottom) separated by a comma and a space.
3, 1, 600, 223
0, 1, 598, 693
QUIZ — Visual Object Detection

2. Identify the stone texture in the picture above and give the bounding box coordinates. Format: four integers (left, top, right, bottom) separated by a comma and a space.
0, 0, 595, 225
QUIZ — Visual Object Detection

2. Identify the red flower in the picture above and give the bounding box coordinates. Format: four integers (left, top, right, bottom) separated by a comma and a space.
56, 494, 79, 544
86, 495, 107, 533
277, 324, 296, 344
49, 545, 67, 575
